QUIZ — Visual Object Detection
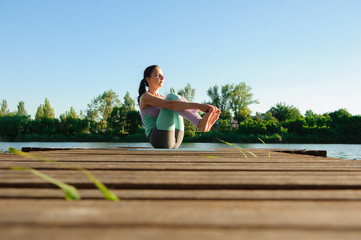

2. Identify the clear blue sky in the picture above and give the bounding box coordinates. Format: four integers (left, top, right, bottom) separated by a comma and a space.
1, 0, 360, 118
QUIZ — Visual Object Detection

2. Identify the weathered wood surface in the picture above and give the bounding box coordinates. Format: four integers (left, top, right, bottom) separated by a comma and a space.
1, 147, 361, 240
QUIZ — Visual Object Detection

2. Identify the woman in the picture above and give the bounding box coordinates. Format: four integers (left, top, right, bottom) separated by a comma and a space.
138, 65, 220, 149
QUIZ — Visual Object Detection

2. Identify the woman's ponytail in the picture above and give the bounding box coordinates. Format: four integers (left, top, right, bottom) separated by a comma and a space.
137, 79, 148, 104
137, 65, 159, 104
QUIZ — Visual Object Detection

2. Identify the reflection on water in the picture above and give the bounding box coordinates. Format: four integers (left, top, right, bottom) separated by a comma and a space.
0, 142, 360, 160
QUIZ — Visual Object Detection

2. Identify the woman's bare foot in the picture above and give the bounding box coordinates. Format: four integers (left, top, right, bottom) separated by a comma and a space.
205, 108, 220, 131
197, 111, 212, 132
197, 107, 221, 132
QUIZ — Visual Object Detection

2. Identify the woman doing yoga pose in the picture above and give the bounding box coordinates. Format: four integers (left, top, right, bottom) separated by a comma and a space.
138, 65, 220, 149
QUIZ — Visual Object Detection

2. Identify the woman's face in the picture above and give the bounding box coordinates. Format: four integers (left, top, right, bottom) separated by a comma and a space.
146, 67, 164, 89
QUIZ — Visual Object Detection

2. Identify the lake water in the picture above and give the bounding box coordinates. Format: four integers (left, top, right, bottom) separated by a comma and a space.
1, 142, 360, 160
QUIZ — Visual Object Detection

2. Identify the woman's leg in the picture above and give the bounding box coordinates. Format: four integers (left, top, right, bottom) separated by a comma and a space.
148, 124, 184, 149
175, 94, 220, 132
165, 93, 202, 128
148, 93, 220, 148
148, 93, 185, 149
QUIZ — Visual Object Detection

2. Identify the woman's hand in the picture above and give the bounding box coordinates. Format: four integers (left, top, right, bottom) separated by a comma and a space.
198, 104, 217, 113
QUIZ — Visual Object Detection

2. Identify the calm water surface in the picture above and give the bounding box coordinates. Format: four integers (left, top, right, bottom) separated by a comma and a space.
0, 142, 360, 160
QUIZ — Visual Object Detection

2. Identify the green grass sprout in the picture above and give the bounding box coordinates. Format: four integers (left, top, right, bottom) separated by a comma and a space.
258, 138, 271, 158
217, 138, 257, 158
217, 139, 247, 158
204, 155, 219, 158
9, 147, 119, 201
80, 169, 119, 201
11, 167, 80, 200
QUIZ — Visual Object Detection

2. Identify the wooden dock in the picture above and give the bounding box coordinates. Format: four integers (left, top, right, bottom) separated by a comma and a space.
1, 147, 361, 240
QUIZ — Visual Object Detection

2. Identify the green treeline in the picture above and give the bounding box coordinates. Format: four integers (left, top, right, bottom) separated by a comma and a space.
190, 106, 361, 144
0, 91, 145, 142
1, 84, 360, 144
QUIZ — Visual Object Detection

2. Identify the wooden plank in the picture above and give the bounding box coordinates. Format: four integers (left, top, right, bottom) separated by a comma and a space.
2, 226, 361, 240
3, 188, 361, 200
0, 156, 346, 164
2, 170, 361, 189
0, 149, 345, 164
1, 199, 361, 229
2, 161, 361, 171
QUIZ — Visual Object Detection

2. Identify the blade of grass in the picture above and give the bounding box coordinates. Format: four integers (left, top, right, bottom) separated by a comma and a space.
11, 167, 80, 200
258, 138, 271, 158
80, 169, 119, 201
239, 148, 257, 158
217, 138, 257, 158
217, 139, 247, 158
9, 147, 119, 201
204, 155, 219, 158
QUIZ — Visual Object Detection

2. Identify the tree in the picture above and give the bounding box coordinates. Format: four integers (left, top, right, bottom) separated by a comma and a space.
43, 98, 55, 118
229, 83, 259, 123
305, 110, 315, 118
34, 99, 58, 135
337, 116, 361, 143
206, 85, 221, 109
0, 99, 9, 116
86, 90, 121, 132
268, 102, 301, 122
107, 93, 137, 134
126, 110, 142, 134
0, 115, 31, 141
177, 83, 195, 102
123, 92, 135, 112
35, 98, 55, 120
282, 117, 307, 135
305, 110, 325, 128
60, 106, 78, 120
59, 107, 89, 136
264, 111, 278, 122
107, 106, 127, 134
207, 83, 257, 122
207, 85, 232, 119
328, 108, 351, 122
16, 101, 28, 116
218, 119, 231, 131
169, 87, 176, 94
253, 112, 264, 123
35, 106, 43, 120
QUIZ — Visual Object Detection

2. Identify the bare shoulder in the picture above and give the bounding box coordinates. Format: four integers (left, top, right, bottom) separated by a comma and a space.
139, 93, 150, 109
140, 92, 155, 103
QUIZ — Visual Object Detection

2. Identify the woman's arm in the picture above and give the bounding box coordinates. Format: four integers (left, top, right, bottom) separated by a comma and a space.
140, 92, 213, 113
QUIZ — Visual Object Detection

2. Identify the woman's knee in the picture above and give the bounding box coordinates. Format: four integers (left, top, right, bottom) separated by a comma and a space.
165, 93, 180, 101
